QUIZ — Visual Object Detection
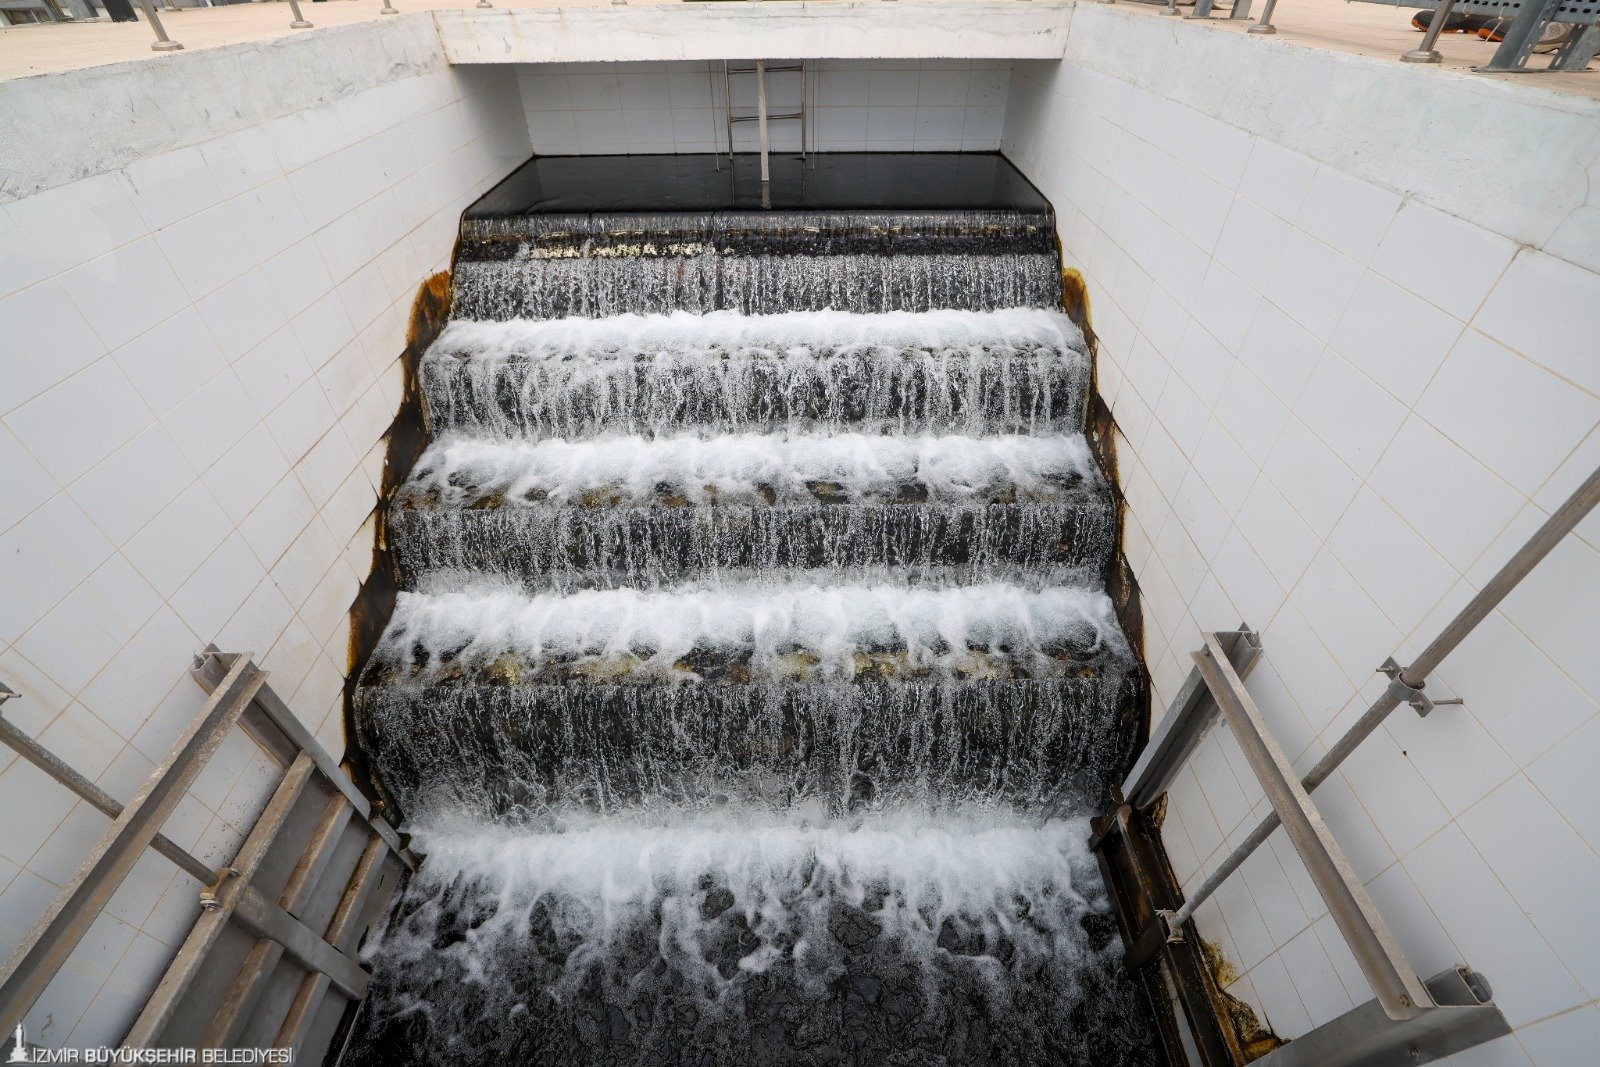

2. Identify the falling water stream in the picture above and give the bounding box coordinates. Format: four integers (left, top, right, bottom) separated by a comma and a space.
345, 163, 1158, 1065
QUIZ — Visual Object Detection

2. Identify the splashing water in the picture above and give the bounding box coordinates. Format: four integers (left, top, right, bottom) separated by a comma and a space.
343, 806, 1157, 1067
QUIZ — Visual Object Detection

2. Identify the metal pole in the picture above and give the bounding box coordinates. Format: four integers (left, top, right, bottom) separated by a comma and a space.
133, 0, 183, 51
1162, 0, 1180, 16
286, 0, 311, 28
1168, 462, 1600, 930
756, 60, 771, 187
1401, 0, 1458, 61
1249, 0, 1279, 34
379, 0, 397, 15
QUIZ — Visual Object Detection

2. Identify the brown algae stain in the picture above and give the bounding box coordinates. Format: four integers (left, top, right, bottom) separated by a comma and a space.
1061, 262, 1149, 761
1201, 940, 1287, 1062
1059, 266, 1093, 337
342, 269, 453, 822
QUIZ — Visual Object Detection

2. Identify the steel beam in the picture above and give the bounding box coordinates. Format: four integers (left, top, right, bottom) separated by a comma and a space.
0, 711, 215, 886
1194, 634, 1432, 1019
1483, 0, 1566, 69
1120, 624, 1260, 811
1552, 24, 1600, 69
1093, 804, 1245, 1067
0, 657, 265, 1038
1254, 967, 1510, 1067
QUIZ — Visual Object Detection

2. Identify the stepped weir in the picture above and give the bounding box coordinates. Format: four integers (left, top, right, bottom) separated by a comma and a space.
346, 153, 1160, 1065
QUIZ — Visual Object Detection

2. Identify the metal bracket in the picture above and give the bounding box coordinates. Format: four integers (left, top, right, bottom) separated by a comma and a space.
1378, 659, 1464, 717
199, 868, 239, 912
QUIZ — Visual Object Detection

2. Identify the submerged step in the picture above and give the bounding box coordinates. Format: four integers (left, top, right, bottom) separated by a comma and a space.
422, 308, 1091, 438
342, 808, 1158, 1066
451, 251, 1063, 319
389, 431, 1116, 583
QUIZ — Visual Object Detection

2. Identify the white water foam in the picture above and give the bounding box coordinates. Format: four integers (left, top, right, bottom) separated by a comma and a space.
403, 432, 1098, 507
381, 803, 1105, 997
377, 578, 1127, 681
428, 308, 1084, 363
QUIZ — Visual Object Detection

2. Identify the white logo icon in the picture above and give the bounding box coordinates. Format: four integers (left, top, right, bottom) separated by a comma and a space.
5, 1024, 27, 1063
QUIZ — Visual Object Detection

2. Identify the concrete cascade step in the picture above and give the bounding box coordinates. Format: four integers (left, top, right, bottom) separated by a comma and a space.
389, 500, 1117, 585
354, 578, 1138, 819
363, 579, 1130, 685
354, 678, 1141, 825
421, 308, 1092, 438
452, 208, 1064, 319
387, 430, 1118, 582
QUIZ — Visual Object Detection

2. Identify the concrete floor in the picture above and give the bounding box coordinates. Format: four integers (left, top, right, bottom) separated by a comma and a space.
0, 0, 1595, 97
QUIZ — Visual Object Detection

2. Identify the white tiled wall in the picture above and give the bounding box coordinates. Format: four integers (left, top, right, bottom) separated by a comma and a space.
1002, 22, 1600, 1067
0, 55, 529, 1050
519, 59, 1012, 155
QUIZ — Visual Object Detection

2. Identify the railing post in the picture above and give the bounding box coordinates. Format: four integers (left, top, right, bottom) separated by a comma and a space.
287, 0, 311, 29
1401, 0, 1458, 61
133, 0, 183, 51
1249, 0, 1279, 33
380, 0, 398, 15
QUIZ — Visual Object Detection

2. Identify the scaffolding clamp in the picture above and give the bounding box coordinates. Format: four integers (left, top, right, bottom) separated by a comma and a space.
1378, 659, 1464, 718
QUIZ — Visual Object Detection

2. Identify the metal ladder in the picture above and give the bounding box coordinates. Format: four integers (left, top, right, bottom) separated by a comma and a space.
721, 60, 811, 186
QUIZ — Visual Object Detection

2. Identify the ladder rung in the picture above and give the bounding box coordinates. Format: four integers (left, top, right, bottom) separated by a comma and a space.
729, 113, 804, 123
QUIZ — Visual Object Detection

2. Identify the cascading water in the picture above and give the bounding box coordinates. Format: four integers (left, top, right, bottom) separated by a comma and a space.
345, 154, 1158, 1065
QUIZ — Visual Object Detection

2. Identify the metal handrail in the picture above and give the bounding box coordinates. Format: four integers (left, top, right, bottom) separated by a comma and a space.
1161, 461, 1600, 938
1112, 461, 1600, 1061
0, 649, 413, 1054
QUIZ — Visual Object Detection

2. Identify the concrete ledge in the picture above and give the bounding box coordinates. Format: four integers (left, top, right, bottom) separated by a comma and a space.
1061, 4, 1600, 269
433, 2, 1075, 64
0, 16, 445, 202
